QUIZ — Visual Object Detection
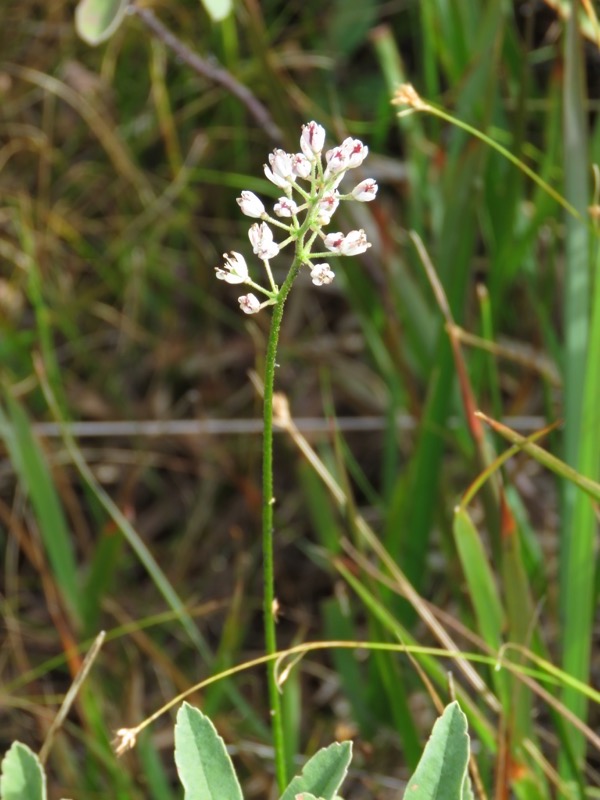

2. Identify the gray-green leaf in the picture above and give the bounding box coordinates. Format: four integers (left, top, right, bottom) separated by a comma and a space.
403, 702, 471, 800
0, 742, 47, 800
280, 741, 352, 800
174, 702, 243, 800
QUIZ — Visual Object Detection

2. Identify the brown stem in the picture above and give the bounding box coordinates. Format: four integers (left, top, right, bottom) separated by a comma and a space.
130, 5, 283, 143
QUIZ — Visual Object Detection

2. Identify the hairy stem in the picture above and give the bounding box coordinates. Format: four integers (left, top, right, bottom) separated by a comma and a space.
262, 257, 301, 791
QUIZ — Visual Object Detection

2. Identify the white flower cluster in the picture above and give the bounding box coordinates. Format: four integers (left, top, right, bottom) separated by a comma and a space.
215, 122, 377, 314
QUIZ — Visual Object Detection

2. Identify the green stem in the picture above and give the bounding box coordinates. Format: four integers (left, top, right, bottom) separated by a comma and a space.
262, 256, 302, 792
413, 102, 583, 223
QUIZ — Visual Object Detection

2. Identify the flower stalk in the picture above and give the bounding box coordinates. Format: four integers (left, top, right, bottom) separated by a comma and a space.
261, 257, 301, 790
215, 121, 377, 792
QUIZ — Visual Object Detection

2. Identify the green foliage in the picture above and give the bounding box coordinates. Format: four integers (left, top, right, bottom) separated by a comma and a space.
174, 702, 352, 800
175, 702, 473, 800
2, 0, 600, 796
2, 703, 473, 800
172, 702, 473, 800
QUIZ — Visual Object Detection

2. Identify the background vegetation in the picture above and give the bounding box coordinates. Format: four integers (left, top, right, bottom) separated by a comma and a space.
1, 1, 599, 798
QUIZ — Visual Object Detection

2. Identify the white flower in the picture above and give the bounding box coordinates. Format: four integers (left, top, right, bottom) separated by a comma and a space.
249, 221, 279, 260
323, 229, 370, 256
310, 263, 335, 286
264, 149, 295, 188
220, 123, 375, 315
291, 153, 311, 179
323, 232, 345, 253
324, 145, 349, 178
324, 137, 368, 179
237, 191, 265, 218
341, 137, 368, 169
300, 121, 326, 160
215, 251, 249, 284
340, 229, 370, 255
274, 197, 298, 217
316, 191, 339, 224
351, 179, 378, 202
238, 293, 261, 314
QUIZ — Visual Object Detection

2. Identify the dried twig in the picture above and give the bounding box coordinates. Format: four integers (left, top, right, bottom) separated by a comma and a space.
130, 4, 283, 143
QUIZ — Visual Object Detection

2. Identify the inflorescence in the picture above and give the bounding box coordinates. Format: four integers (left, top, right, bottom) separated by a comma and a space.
215, 122, 378, 314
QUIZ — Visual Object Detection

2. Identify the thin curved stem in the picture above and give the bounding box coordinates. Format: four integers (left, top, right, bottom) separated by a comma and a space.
130, 5, 283, 143
262, 257, 302, 792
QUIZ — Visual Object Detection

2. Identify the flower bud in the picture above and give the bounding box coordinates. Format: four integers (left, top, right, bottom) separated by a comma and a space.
249, 222, 280, 260
316, 191, 339, 224
274, 197, 298, 218
291, 153, 311, 179
351, 179, 378, 202
341, 137, 368, 169
238, 293, 260, 314
237, 191, 265, 218
264, 149, 295, 188
300, 121, 326, 160
324, 146, 349, 178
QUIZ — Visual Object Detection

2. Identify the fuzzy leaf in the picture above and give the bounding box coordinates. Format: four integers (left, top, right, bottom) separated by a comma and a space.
174, 703, 243, 800
0, 742, 46, 800
403, 702, 470, 799
280, 741, 352, 800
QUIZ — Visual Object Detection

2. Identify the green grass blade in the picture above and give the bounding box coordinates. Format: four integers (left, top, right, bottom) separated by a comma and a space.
453, 508, 504, 653
137, 730, 176, 800
322, 597, 375, 737
559, 2, 597, 781
0, 393, 80, 626
80, 519, 123, 634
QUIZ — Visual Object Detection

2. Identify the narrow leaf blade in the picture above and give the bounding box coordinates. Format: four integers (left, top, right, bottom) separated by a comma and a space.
453, 508, 504, 650
0, 396, 80, 624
